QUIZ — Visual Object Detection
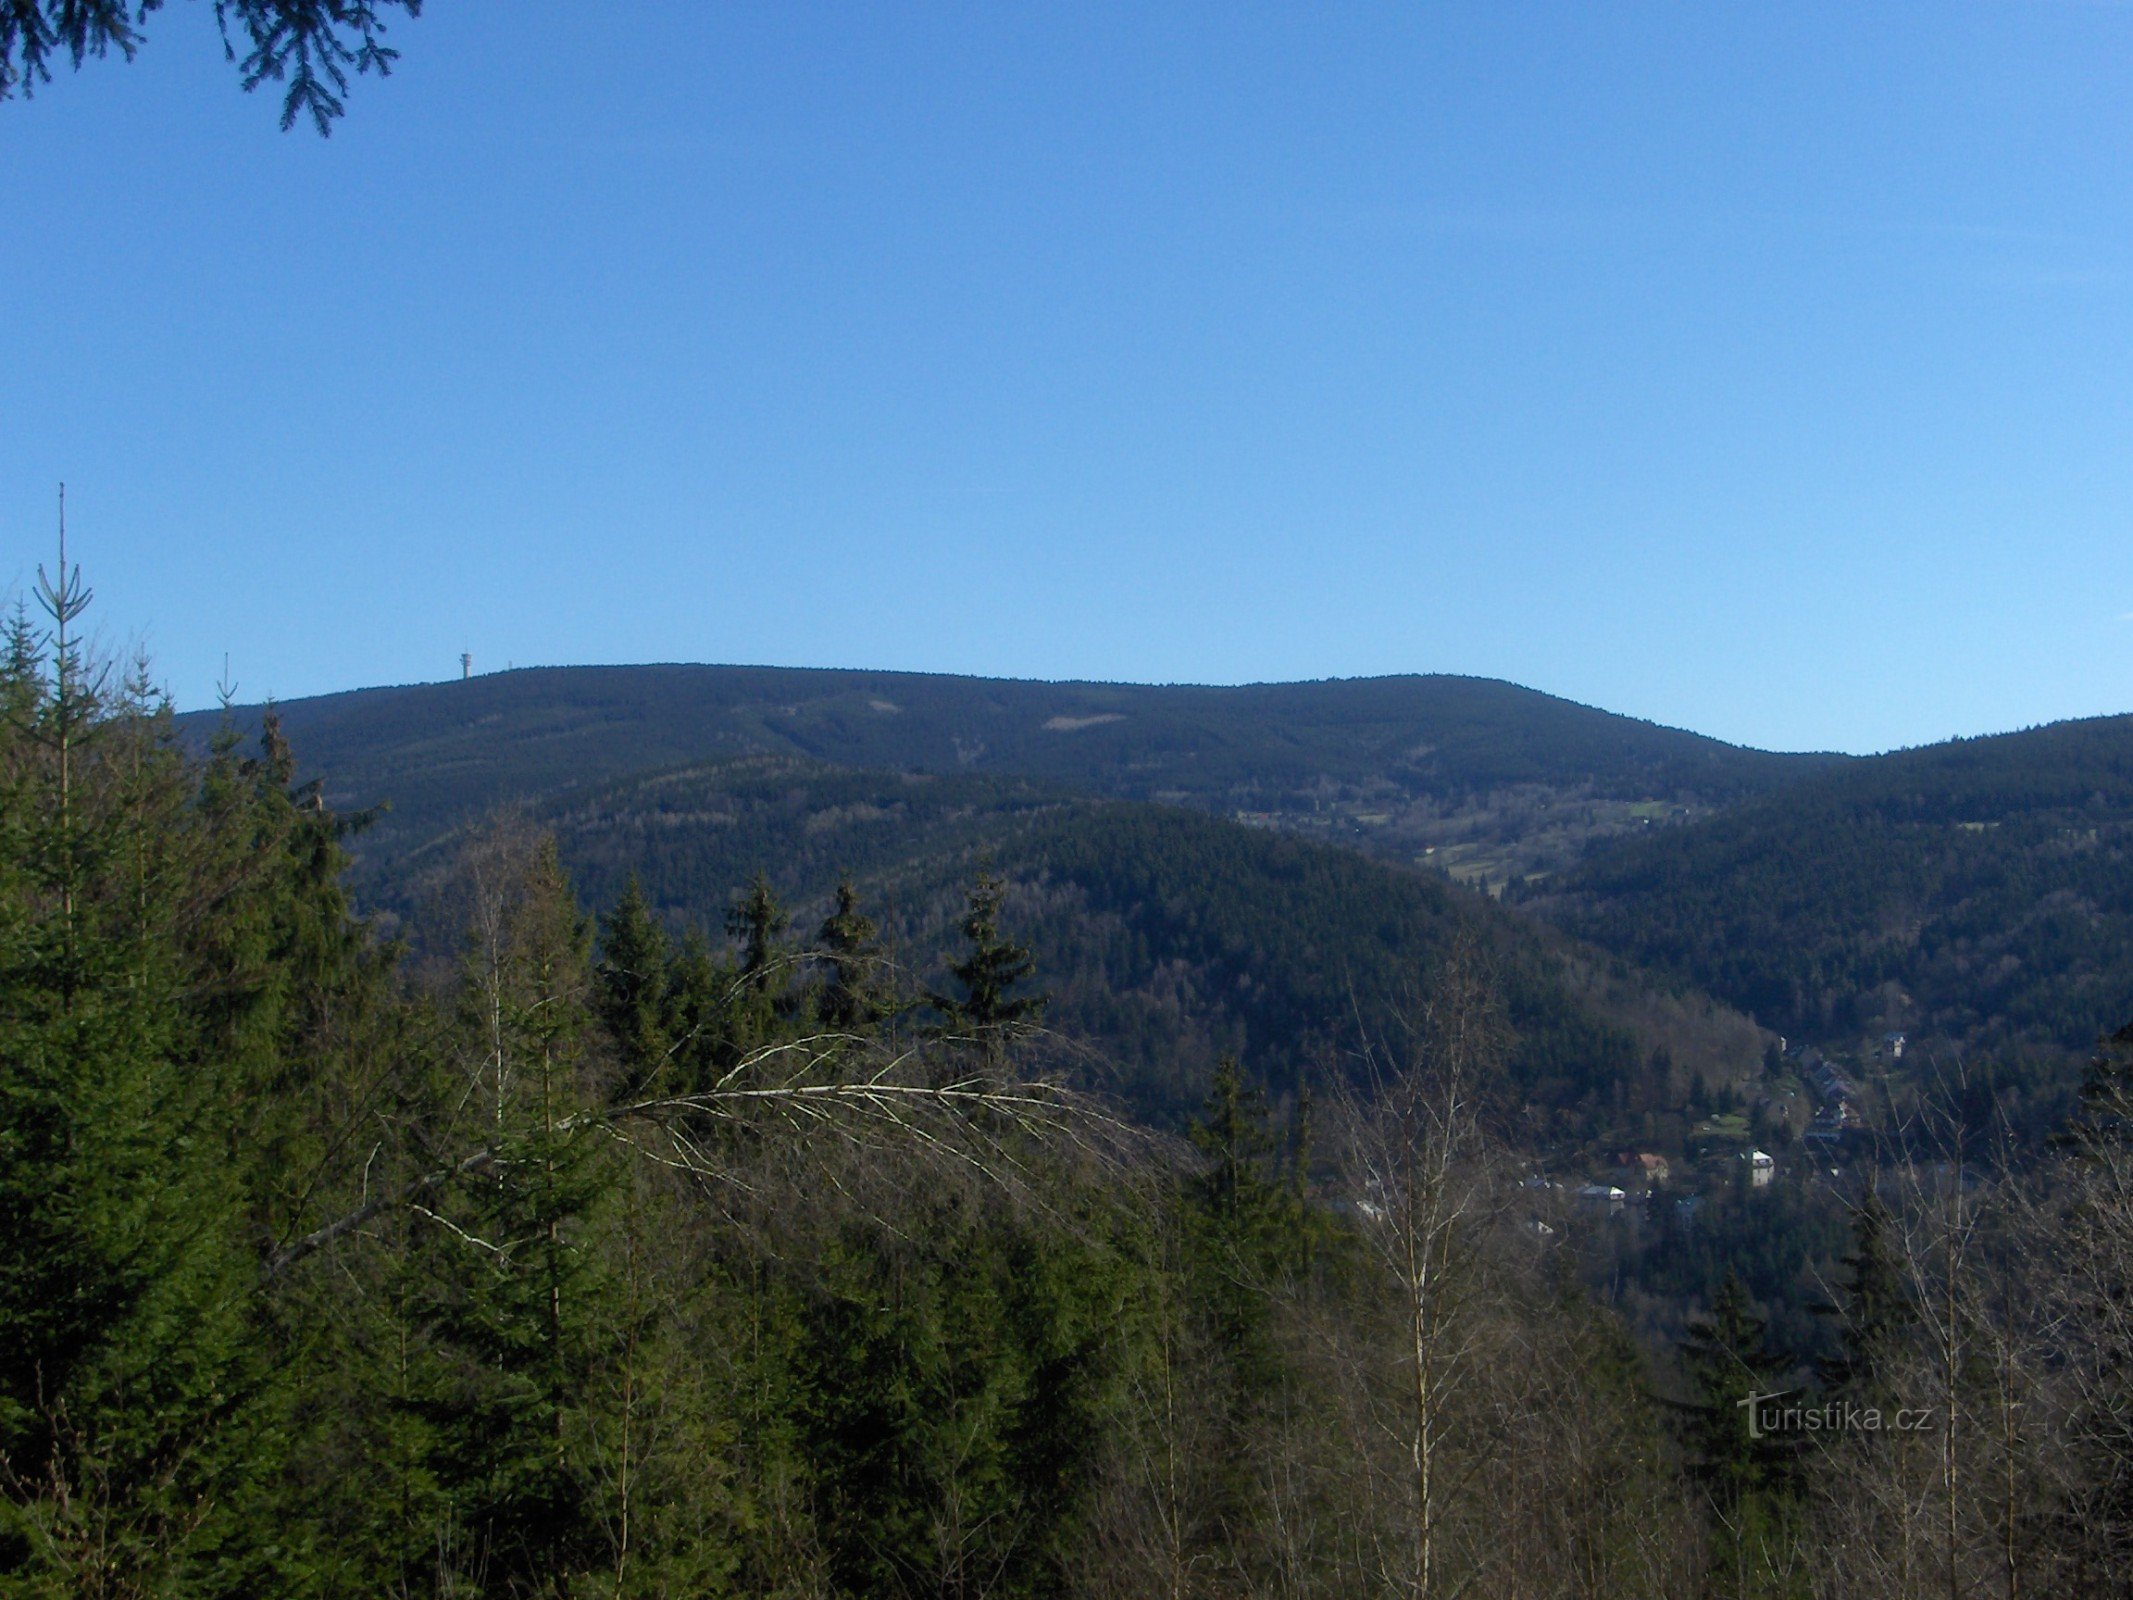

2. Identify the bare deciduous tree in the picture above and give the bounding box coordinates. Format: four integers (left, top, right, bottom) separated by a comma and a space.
1332, 935, 1510, 1600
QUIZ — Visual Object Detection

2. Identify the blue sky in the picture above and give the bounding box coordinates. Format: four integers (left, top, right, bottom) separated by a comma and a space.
3, 2, 2131, 754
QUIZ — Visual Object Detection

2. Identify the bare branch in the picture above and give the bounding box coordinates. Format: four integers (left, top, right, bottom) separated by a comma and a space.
261, 1030, 1136, 1284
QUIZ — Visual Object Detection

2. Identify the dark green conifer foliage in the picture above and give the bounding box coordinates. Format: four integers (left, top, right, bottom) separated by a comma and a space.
725, 870, 801, 1053
0, 0, 426, 135
929, 874, 1046, 1068
2044, 1021, 2133, 1571
596, 874, 671, 1088
659, 926, 740, 1090
1673, 1272, 1806, 1595
816, 876, 895, 1031
1192, 1057, 1275, 1209
1174, 1056, 1310, 1553
193, 707, 398, 1248
0, 605, 36, 726
1288, 1083, 1314, 1201
727, 871, 789, 994
0, 549, 387, 1594
1815, 1191, 1914, 1404
795, 1197, 1133, 1599
2068, 1020, 2133, 1153
1676, 1271, 1797, 1505
415, 834, 618, 1595
0, 564, 223, 1584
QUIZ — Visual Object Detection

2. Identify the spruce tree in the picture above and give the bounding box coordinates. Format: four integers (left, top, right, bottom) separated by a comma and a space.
1676, 1271, 1796, 1507
416, 834, 617, 1595
928, 873, 1046, 1070
726, 871, 789, 996
0, 558, 324, 1594
816, 876, 894, 1032
725, 872, 797, 1056
1816, 1190, 1914, 1405
660, 926, 739, 1089
1173, 1055, 1311, 1556
597, 874, 671, 1088
1189, 1055, 1280, 1237
1287, 1082, 1314, 1203
2067, 1020, 2133, 1153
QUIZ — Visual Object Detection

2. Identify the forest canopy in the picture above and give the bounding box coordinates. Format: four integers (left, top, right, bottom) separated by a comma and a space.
11, 591, 2133, 1597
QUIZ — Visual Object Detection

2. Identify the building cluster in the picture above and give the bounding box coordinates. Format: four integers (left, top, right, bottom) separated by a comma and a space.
1781, 1041, 1874, 1147
1520, 1137, 1787, 1243
1807, 1059, 1856, 1143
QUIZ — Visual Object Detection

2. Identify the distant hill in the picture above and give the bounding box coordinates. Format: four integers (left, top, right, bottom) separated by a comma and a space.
186, 664, 1838, 887
382, 755, 1771, 1137
1531, 714, 2133, 1079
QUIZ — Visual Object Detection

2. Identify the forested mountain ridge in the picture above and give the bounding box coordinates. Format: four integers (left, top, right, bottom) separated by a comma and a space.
26, 628, 2133, 1597
201, 661, 2133, 1120
0, 641, 1794, 1600
186, 664, 1842, 888
1530, 712, 2133, 1067
382, 755, 1771, 1137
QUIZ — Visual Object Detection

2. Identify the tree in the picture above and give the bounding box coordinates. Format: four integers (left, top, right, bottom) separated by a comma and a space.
929, 873, 1046, 1070
725, 871, 790, 998
430, 832, 615, 1592
1674, 1271, 1805, 1597
1332, 937, 1509, 1600
1, 0, 423, 133
816, 876, 896, 1032
1188, 1056, 1280, 1242
2036, 1023, 2133, 1584
0, 542, 397, 1595
596, 875, 671, 1088
0, 550, 249, 1590
794, 1189, 1135, 1600
714, 871, 800, 1074
1677, 1273, 1793, 1504
1174, 1056, 1307, 1579
1816, 1190, 1914, 1406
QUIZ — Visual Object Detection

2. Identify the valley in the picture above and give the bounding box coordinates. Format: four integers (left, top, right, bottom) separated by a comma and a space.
198, 663, 2133, 1156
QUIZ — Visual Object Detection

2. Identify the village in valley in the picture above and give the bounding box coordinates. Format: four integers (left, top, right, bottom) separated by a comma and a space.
1530, 1030, 1902, 1237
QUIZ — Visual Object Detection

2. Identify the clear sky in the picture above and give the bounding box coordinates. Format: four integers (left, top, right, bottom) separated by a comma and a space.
3, 2, 2131, 754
